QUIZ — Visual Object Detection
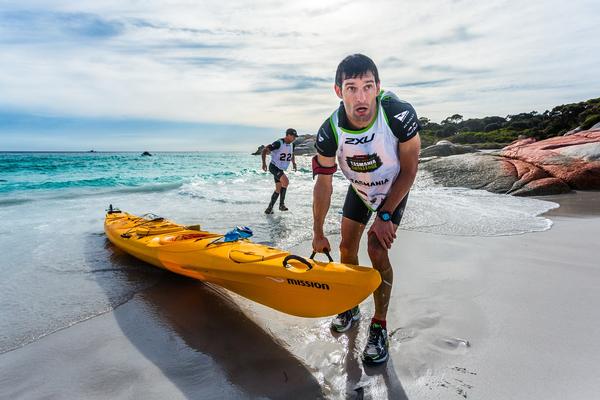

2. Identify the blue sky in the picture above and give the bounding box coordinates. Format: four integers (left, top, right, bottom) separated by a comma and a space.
0, 0, 598, 151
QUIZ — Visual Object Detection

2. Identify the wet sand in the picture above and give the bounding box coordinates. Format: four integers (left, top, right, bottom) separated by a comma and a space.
1, 191, 599, 399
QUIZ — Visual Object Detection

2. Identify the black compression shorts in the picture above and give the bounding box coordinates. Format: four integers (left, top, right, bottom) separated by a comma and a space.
269, 162, 285, 183
342, 185, 409, 225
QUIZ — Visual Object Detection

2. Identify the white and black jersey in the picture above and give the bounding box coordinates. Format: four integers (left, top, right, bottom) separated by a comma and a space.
315, 91, 420, 211
268, 139, 294, 171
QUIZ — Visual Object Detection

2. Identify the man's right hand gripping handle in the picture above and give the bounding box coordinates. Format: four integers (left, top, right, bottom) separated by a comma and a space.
312, 235, 331, 254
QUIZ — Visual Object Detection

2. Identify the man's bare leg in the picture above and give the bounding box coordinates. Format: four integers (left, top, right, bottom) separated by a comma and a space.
361, 224, 399, 365
331, 217, 366, 332
367, 227, 397, 320
340, 217, 365, 264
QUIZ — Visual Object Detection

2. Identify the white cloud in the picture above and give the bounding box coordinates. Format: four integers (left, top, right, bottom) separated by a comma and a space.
0, 0, 598, 136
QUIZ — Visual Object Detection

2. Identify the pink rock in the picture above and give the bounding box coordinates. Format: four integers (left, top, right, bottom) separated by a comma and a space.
500, 129, 600, 190
510, 177, 572, 196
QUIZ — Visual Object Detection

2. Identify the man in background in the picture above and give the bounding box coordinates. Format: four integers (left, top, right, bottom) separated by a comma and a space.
261, 128, 298, 214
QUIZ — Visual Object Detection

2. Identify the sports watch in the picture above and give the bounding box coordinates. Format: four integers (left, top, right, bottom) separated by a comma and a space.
377, 211, 392, 222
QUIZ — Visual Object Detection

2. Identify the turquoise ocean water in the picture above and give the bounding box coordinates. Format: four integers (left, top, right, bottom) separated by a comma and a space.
0, 151, 558, 353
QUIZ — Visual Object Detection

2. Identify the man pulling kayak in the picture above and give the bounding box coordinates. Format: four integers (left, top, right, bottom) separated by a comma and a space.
311, 54, 421, 365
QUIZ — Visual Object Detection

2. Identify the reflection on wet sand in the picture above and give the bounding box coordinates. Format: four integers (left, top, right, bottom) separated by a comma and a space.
263, 214, 291, 246
102, 238, 324, 399
329, 326, 408, 400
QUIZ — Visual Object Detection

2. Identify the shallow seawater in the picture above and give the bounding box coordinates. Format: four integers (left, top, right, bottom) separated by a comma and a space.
0, 152, 557, 353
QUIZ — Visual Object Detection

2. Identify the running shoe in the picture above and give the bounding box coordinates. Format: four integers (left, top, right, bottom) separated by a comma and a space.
331, 306, 360, 332
361, 322, 389, 365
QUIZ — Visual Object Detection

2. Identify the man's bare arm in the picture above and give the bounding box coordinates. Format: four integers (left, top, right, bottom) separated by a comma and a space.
261, 146, 270, 170
312, 154, 335, 251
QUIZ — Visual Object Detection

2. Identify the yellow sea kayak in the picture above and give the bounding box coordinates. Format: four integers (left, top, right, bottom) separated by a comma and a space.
104, 208, 381, 317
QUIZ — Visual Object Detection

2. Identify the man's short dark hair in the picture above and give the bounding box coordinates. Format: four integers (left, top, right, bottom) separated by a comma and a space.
335, 54, 380, 88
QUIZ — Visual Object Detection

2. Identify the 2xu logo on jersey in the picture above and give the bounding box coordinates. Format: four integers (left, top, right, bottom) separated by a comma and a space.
345, 133, 375, 145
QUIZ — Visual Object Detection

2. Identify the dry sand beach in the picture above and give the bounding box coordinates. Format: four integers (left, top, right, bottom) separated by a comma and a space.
1, 191, 599, 400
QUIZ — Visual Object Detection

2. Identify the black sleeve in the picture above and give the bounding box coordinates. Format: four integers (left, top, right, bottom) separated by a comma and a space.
267, 140, 281, 151
381, 94, 421, 142
314, 119, 337, 157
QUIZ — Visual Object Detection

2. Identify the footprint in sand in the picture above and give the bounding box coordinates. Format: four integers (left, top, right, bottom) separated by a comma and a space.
410, 311, 442, 329
389, 311, 443, 343
389, 327, 418, 342
432, 337, 471, 354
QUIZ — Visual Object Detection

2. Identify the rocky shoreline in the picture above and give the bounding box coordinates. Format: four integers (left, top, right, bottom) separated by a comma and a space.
421, 129, 600, 196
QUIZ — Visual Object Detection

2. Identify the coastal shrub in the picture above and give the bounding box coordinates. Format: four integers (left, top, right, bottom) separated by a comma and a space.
451, 131, 520, 145
414, 97, 599, 149
435, 124, 458, 138
419, 131, 436, 148
581, 114, 600, 130
484, 123, 502, 132
459, 119, 485, 132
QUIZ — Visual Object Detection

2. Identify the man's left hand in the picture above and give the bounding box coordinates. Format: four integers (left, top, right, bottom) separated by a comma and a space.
368, 218, 396, 249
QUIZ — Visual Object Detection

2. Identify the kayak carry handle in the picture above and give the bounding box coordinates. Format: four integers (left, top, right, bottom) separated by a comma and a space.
283, 255, 313, 271
106, 204, 122, 214
310, 250, 334, 263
